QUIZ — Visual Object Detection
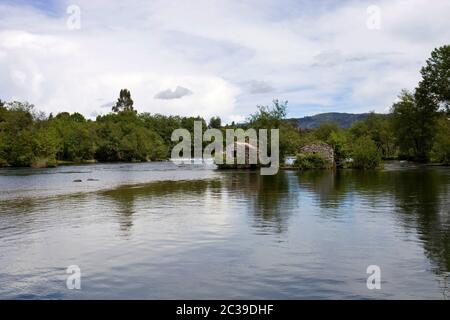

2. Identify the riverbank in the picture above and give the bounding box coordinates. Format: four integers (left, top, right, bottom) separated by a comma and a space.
0, 158, 170, 169
280, 159, 450, 171
1, 157, 449, 171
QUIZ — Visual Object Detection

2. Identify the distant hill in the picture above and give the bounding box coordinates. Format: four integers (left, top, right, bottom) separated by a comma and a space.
288, 112, 380, 129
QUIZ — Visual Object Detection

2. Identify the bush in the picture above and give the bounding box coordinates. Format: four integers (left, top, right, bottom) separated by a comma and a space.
430, 117, 450, 164
31, 157, 57, 168
0, 131, 8, 167
328, 130, 350, 166
294, 153, 332, 170
0, 158, 7, 167
351, 136, 381, 169
7, 130, 35, 167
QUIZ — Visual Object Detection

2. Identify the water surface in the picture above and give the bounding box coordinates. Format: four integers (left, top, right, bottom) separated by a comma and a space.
0, 162, 449, 299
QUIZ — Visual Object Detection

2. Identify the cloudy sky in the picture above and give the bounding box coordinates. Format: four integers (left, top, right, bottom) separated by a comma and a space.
0, 0, 449, 122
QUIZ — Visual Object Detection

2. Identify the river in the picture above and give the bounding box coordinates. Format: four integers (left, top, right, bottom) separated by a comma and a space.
0, 161, 449, 299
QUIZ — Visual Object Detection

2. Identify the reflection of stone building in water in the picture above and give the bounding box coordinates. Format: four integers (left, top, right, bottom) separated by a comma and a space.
222, 171, 295, 234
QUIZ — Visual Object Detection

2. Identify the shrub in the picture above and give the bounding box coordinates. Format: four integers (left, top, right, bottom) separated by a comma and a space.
430, 117, 450, 164
328, 130, 350, 166
294, 153, 332, 170
351, 136, 382, 169
31, 157, 57, 168
0, 131, 7, 167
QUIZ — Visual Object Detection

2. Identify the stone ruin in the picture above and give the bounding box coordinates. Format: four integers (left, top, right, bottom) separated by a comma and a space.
299, 143, 334, 164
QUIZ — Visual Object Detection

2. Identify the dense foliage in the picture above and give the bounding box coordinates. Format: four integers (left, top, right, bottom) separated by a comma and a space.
0, 94, 209, 167
350, 136, 382, 169
294, 153, 332, 170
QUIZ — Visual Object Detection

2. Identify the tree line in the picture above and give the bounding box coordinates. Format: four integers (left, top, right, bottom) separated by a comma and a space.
0, 45, 449, 169
303, 45, 449, 168
0, 91, 205, 167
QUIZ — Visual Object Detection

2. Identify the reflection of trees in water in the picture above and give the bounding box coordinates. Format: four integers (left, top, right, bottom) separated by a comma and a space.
0, 193, 89, 235
223, 171, 297, 233
0, 197, 44, 239
102, 188, 135, 233
296, 170, 347, 210
297, 167, 450, 276
387, 169, 450, 275
100, 180, 218, 234
100, 168, 450, 280
353, 169, 450, 276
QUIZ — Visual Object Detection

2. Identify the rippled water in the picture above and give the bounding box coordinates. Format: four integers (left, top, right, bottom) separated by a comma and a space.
0, 162, 449, 299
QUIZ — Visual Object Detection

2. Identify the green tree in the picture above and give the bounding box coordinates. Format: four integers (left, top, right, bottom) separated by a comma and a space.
2, 101, 34, 132
69, 112, 86, 123
279, 123, 301, 157
50, 113, 96, 161
431, 115, 450, 164
0, 102, 7, 165
351, 136, 382, 169
33, 126, 60, 167
7, 129, 35, 167
416, 45, 450, 112
0, 102, 37, 166
112, 89, 134, 113
95, 122, 122, 161
0, 131, 8, 166
95, 111, 167, 162
119, 125, 167, 161
139, 113, 183, 152
350, 113, 396, 158
328, 130, 350, 166
391, 90, 436, 161
313, 122, 340, 142
208, 116, 221, 129
248, 99, 287, 128
247, 99, 300, 159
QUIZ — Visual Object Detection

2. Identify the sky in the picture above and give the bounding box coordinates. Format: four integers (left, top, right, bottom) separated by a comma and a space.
0, 0, 449, 123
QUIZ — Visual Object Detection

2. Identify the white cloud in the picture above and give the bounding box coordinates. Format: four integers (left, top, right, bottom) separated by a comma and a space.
0, 0, 449, 122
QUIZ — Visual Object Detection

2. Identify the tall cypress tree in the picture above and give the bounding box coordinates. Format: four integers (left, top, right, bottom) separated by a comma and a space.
112, 89, 134, 113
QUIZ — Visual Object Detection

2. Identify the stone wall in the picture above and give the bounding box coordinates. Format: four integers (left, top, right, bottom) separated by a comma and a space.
299, 143, 334, 164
